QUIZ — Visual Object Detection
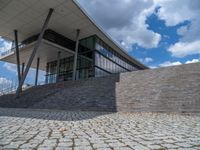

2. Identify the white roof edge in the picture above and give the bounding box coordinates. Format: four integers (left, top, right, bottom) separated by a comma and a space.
72, 0, 148, 69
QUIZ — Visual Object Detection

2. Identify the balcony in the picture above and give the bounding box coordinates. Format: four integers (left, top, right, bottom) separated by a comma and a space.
0, 44, 25, 59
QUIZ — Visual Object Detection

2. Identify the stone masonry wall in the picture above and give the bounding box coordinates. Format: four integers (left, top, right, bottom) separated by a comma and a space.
116, 62, 200, 112
0, 62, 199, 112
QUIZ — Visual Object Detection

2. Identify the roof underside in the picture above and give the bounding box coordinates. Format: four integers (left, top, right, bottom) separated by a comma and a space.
1, 40, 74, 70
0, 0, 147, 69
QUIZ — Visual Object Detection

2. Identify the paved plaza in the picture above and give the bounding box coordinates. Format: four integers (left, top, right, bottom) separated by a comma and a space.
0, 108, 200, 150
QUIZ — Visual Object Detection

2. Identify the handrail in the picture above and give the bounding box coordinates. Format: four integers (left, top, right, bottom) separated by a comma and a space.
0, 44, 25, 58
0, 83, 34, 96
0, 76, 24, 96
0, 84, 18, 96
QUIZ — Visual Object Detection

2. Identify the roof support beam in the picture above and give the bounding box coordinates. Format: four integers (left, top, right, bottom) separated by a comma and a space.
14, 30, 21, 85
72, 29, 80, 80
35, 57, 40, 86
15, 8, 54, 98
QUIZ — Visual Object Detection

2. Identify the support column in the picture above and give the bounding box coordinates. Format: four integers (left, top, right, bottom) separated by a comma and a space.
35, 57, 40, 86
72, 29, 80, 80
56, 51, 61, 83
16, 8, 54, 98
45, 63, 49, 84
21, 62, 25, 78
14, 30, 21, 84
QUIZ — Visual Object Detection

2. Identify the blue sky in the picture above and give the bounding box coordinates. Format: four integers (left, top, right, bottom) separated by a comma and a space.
0, 0, 200, 87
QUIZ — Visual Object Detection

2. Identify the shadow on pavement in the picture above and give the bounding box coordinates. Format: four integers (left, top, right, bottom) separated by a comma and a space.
0, 107, 114, 121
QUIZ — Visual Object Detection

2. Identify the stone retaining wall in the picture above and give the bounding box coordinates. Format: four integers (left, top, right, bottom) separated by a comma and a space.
0, 62, 199, 112
116, 62, 200, 112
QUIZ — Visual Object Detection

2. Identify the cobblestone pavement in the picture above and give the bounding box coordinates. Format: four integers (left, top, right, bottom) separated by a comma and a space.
0, 108, 200, 150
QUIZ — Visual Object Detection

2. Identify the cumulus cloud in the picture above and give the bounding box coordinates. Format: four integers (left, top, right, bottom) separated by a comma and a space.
3, 63, 17, 73
144, 57, 154, 63
185, 59, 199, 64
155, 0, 200, 57
159, 58, 199, 67
0, 77, 12, 91
77, 0, 200, 56
149, 66, 158, 69
77, 0, 161, 51
159, 61, 182, 67
156, 0, 195, 26
3, 62, 45, 84
0, 37, 12, 53
139, 57, 154, 64
168, 40, 200, 57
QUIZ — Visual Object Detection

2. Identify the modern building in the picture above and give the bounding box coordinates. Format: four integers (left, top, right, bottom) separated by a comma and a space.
0, 0, 147, 96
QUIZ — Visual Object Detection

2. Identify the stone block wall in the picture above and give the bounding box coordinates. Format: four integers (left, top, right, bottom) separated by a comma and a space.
0, 62, 199, 112
116, 62, 200, 112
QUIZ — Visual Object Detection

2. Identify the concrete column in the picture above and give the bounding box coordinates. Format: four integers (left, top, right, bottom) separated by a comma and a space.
16, 8, 54, 98
56, 51, 61, 83
35, 57, 40, 86
72, 29, 80, 80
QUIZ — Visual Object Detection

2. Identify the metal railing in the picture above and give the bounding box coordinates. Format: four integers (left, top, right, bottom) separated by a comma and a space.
0, 76, 33, 96
0, 44, 25, 58
0, 77, 18, 96
0, 84, 18, 96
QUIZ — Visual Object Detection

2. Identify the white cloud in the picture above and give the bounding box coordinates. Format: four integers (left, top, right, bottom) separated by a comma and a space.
149, 65, 158, 69
159, 61, 182, 67
3, 63, 17, 73
156, 0, 195, 26
155, 0, 200, 57
3, 62, 45, 84
0, 77, 12, 90
144, 57, 154, 63
159, 58, 199, 68
77, 0, 200, 55
139, 57, 154, 64
185, 59, 200, 64
168, 40, 200, 57
77, 0, 161, 51
0, 37, 12, 53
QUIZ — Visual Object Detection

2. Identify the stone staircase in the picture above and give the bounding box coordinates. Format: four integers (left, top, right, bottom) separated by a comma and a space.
0, 83, 61, 108
0, 62, 199, 112
0, 75, 119, 111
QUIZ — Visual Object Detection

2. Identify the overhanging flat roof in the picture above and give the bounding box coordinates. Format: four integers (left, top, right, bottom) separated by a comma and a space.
1, 39, 75, 70
0, 0, 148, 69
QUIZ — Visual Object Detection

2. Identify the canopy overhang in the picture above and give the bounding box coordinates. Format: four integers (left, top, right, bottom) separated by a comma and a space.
1, 39, 74, 70
0, 0, 148, 69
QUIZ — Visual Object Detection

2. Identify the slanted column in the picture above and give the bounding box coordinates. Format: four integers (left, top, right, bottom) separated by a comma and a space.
16, 8, 54, 98
14, 30, 21, 85
56, 51, 61, 83
35, 57, 40, 86
72, 29, 80, 80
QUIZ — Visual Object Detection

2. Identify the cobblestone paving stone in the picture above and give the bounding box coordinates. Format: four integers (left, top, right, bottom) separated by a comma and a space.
0, 108, 200, 150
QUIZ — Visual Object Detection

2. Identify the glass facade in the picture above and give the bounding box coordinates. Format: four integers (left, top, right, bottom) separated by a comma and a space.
94, 36, 137, 77
46, 34, 141, 83
46, 56, 93, 84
